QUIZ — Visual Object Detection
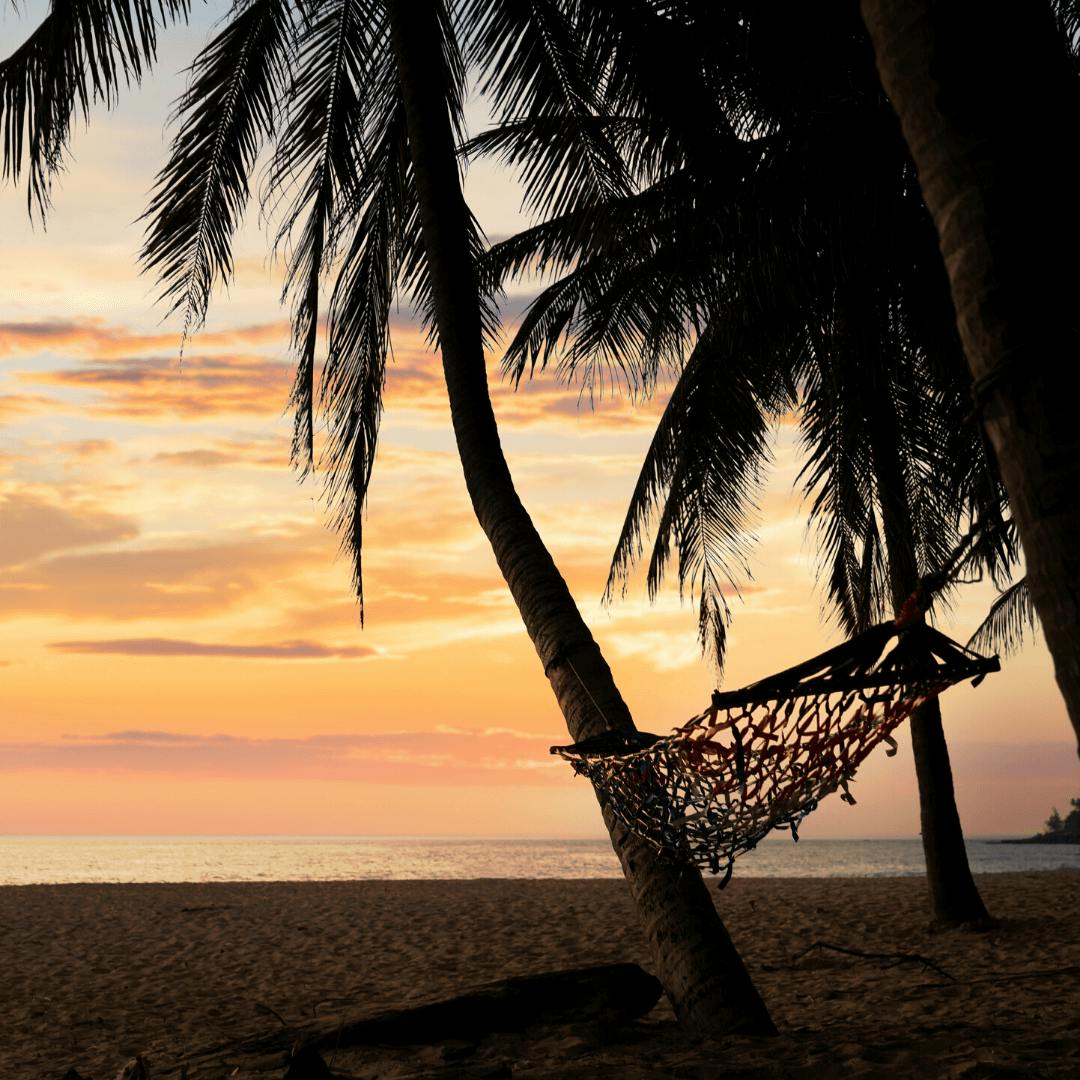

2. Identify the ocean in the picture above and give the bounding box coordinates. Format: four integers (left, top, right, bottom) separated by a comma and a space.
0, 835, 1076, 885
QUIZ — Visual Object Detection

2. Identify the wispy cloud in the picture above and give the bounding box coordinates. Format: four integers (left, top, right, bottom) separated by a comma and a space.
49, 637, 377, 660
0, 392, 67, 421
0, 728, 564, 785
384, 353, 663, 434
58, 438, 116, 460
0, 528, 326, 619
0, 317, 289, 359
28, 352, 292, 419
0, 491, 138, 569
604, 629, 706, 672
150, 439, 286, 470
6, 310, 663, 435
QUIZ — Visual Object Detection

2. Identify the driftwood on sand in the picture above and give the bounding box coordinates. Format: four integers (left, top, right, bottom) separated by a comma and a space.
178, 963, 662, 1076
309, 963, 662, 1047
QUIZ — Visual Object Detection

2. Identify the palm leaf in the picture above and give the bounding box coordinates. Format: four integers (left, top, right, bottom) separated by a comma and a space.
265, 0, 374, 471
967, 577, 1038, 656
140, 0, 292, 343
488, 171, 732, 392
461, 0, 629, 220
315, 0, 497, 611
1052, 0, 1080, 66
1, 0, 191, 216
606, 322, 788, 672
318, 33, 404, 616
795, 320, 881, 633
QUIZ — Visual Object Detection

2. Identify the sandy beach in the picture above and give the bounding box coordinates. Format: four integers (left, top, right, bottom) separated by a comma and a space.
5, 870, 1079, 1079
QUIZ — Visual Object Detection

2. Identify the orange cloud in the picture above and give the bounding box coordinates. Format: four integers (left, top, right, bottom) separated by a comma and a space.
5, 311, 662, 434
151, 439, 286, 470
0, 728, 563, 786
356, 569, 516, 624
58, 438, 116, 459
0, 491, 138, 569
27, 352, 292, 418
382, 353, 663, 432
49, 637, 377, 659
0, 318, 290, 359
0, 530, 326, 619
492, 379, 665, 431
0, 392, 66, 421
0, 449, 29, 473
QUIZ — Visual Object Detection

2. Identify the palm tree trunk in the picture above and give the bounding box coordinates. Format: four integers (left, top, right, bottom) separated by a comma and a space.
386, 0, 774, 1036
907, 697, 989, 926
866, 368, 989, 928
860, 0, 1080, 757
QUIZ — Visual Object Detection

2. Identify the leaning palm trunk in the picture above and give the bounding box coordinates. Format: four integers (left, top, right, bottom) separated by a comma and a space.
860, 0, 1080, 756
386, 0, 773, 1036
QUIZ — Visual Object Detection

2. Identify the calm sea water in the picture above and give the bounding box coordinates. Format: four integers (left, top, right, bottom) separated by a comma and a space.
0, 835, 1076, 885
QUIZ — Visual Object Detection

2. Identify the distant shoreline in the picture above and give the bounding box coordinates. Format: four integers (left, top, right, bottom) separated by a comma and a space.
2, 834, 1075, 886
995, 833, 1080, 845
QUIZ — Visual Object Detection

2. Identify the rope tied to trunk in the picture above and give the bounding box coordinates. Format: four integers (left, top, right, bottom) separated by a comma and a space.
894, 515, 989, 629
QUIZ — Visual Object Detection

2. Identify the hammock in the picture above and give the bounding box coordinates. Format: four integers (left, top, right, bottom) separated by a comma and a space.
551, 619, 999, 883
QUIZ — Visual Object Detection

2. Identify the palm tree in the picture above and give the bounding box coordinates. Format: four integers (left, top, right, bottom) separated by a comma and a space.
474, 0, 1016, 926
0, 0, 774, 1035
798, 295, 1001, 928
859, 0, 1080, 757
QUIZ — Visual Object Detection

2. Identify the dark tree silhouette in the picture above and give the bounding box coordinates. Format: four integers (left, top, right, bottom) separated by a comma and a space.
860, 0, 1080, 758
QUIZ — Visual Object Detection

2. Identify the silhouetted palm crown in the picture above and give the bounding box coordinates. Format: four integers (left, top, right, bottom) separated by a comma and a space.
471, 1, 1021, 666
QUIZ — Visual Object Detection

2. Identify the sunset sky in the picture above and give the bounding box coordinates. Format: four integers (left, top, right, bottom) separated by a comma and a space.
1, 6, 1075, 839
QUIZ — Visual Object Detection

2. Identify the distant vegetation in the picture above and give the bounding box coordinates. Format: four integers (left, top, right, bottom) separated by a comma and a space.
1042, 798, 1080, 840
1004, 797, 1080, 844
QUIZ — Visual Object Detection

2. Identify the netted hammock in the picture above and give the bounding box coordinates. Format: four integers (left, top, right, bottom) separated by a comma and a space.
551, 618, 999, 884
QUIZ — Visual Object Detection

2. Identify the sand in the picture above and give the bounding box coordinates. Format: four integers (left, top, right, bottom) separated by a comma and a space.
4, 870, 1079, 1079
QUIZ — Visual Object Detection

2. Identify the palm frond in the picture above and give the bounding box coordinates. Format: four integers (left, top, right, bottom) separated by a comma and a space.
384, 2, 500, 354
312, 0, 500, 611
433, 0, 467, 149
795, 322, 882, 632
559, 239, 720, 396
1, 0, 191, 217
490, 172, 732, 393
321, 178, 398, 616
576, 0, 740, 181
397, 194, 502, 350
461, 0, 630, 220
967, 577, 1038, 656
140, 0, 292, 343
265, 0, 374, 471
480, 164, 697, 294
1052, 0, 1080, 66
606, 322, 786, 672
316, 11, 406, 614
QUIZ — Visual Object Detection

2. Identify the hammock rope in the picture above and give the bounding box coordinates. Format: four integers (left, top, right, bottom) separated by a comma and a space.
550, 528, 1001, 882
